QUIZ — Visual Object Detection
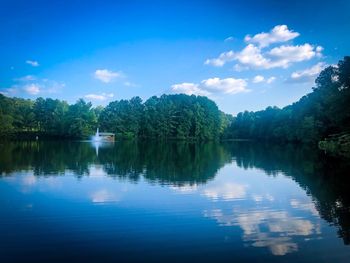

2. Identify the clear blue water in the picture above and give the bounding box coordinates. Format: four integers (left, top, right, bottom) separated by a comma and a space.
0, 141, 349, 262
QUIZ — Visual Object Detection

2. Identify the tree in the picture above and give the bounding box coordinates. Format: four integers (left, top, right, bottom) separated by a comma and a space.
65, 99, 97, 138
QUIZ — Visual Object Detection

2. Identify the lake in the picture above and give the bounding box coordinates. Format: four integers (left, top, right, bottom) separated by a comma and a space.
0, 140, 350, 262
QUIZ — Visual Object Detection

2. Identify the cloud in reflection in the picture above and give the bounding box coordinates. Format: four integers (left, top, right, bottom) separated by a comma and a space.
290, 199, 319, 216
251, 194, 274, 202
202, 182, 247, 201
169, 184, 198, 193
169, 177, 248, 201
91, 189, 119, 203
253, 236, 298, 256
204, 208, 321, 256
22, 174, 37, 186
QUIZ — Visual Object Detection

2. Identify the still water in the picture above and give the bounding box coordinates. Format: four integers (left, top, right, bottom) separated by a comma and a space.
0, 140, 349, 262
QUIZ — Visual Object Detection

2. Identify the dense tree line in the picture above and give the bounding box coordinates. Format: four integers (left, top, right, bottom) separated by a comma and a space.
224, 56, 350, 143
0, 96, 98, 138
99, 94, 227, 140
0, 93, 228, 140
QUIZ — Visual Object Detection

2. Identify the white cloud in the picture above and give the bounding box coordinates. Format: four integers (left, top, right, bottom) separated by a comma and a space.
267, 44, 323, 68
202, 77, 248, 94
205, 44, 268, 68
205, 50, 235, 67
207, 43, 323, 69
225, 36, 235, 42
2, 77, 65, 97
252, 75, 276, 84
267, 77, 276, 84
233, 64, 248, 72
24, 84, 40, 95
171, 82, 210, 96
94, 69, 121, 83
205, 25, 323, 70
171, 77, 249, 96
85, 92, 114, 101
289, 62, 327, 83
245, 25, 300, 48
234, 44, 269, 68
253, 75, 265, 83
26, 60, 39, 67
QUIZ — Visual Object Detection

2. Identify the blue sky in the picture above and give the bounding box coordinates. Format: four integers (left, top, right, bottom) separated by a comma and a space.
1, 0, 349, 114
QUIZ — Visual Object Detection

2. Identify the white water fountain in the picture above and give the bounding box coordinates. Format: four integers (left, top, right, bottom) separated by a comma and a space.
91, 128, 101, 142
90, 128, 114, 156
91, 128, 102, 156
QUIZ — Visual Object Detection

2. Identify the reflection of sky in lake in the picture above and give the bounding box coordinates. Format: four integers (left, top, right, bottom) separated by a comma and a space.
1, 158, 349, 262
172, 164, 323, 256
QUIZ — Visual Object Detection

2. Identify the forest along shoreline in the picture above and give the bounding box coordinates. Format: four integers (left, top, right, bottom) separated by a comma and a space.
1, 57, 349, 157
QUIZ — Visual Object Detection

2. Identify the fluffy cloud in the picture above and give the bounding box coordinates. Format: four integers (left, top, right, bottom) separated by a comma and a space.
94, 69, 121, 83
206, 43, 322, 69
234, 44, 269, 68
253, 75, 265, 83
202, 78, 248, 94
267, 44, 323, 68
289, 62, 327, 83
205, 25, 323, 70
26, 60, 39, 67
245, 25, 299, 48
172, 77, 249, 96
85, 92, 114, 101
24, 84, 40, 95
171, 82, 210, 96
252, 75, 276, 84
205, 50, 235, 67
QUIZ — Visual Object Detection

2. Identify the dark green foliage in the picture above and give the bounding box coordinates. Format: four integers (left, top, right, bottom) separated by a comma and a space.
33, 97, 69, 135
0, 94, 35, 135
0, 93, 225, 140
64, 99, 97, 138
99, 94, 226, 140
0, 96, 97, 139
224, 56, 350, 143
319, 133, 350, 158
99, 96, 143, 138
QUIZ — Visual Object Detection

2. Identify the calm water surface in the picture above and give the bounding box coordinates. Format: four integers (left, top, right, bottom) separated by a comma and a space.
0, 141, 350, 262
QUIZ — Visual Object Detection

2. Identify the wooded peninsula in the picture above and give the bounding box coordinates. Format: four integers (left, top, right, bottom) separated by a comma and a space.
1, 57, 349, 151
